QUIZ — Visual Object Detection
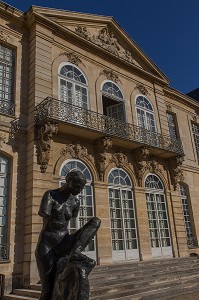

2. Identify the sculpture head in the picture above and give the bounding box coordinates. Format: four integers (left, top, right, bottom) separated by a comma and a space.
65, 170, 87, 196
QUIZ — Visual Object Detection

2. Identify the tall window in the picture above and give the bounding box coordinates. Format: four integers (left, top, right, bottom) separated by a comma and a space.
0, 45, 14, 115
102, 81, 125, 121
145, 174, 172, 257
108, 168, 139, 261
192, 123, 199, 162
136, 96, 156, 132
167, 112, 178, 140
59, 159, 96, 259
59, 64, 88, 109
179, 184, 197, 247
0, 156, 9, 261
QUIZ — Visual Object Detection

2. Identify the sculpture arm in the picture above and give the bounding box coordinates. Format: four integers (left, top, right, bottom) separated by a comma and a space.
38, 190, 53, 219
72, 199, 80, 218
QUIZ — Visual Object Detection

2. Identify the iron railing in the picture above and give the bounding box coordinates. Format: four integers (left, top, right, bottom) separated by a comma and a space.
187, 236, 198, 249
35, 97, 184, 155
0, 99, 15, 116
0, 244, 9, 261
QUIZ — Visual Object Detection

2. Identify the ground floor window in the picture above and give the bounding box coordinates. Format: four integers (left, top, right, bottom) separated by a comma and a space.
145, 174, 172, 257
60, 159, 96, 259
0, 155, 9, 261
108, 168, 139, 261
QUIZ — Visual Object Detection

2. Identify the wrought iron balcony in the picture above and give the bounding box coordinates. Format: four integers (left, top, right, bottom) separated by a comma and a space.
35, 97, 184, 156
0, 244, 9, 261
0, 99, 15, 116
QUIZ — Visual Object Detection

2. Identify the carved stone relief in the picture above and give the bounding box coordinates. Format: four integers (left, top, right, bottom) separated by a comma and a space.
133, 147, 150, 186
59, 51, 82, 66
38, 122, 58, 173
0, 30, 9, 42
150, 158, 162, 174
135, 83, 149, 96
111, 152, 129, 168
75, 26, 139, 66
168, 156, 184, 190
61, 141, 91, 161
0, 132, 6, 148
166, 104, 172, 112
95, 136, 112, 181
101, 69, 120, 83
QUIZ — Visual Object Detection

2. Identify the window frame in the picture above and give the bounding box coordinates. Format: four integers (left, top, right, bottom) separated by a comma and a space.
135, 95, 157, 132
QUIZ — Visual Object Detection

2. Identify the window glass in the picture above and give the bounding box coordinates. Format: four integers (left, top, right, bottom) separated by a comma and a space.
136, 96, 156, 132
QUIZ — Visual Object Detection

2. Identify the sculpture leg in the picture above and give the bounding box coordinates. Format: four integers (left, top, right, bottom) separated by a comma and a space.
35, 243, 57, 300
71, 217, 101, 254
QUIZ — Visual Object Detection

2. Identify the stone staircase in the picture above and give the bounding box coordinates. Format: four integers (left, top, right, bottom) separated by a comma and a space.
3, 256, 199, 300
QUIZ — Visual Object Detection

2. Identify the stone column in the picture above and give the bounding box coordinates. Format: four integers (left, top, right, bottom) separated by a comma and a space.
93, 181, 112, 265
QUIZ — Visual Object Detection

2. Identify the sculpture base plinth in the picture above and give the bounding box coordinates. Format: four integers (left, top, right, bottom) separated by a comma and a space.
52, 253, 96, 300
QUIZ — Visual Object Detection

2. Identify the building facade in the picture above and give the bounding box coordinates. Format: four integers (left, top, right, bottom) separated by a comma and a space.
1, 2, 199, 291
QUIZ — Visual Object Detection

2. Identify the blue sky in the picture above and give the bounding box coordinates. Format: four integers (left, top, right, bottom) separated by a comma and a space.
3, 0, 199, 94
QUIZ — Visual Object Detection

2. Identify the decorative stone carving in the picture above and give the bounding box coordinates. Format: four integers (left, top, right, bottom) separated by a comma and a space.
0, 132, 6, 148
101, 69, 120, 83
0, 30, 9, 42
38, 122, 58, 173
75, 26, 137, 65
166, 104, 172, 112
135, 83, 149, 96
111, 152, 128, 168
61, 142, 90, 160
193, 115, 197, 122
59, 51, 82, 66
168, 156, 184, 190
150, 159, 162, 174
133, 147, 150, 186
95, 136, 112, 181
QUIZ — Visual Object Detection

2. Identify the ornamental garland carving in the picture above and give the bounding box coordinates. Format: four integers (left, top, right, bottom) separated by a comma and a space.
95, 136, 112, 181
168, 156, 184, 190
133, 147, 150, 186
101, 69, 120, 83
61, 142, 91, 161
75, 26, 138, 65
38, 122, 58, 173
111, 152, 129, 168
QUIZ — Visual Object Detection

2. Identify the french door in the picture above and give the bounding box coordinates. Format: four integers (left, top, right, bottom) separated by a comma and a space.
109, 187, 139, 261
146, 191, 172, 257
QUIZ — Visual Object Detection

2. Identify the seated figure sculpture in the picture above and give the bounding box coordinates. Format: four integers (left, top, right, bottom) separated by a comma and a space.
35, 170, 101, 300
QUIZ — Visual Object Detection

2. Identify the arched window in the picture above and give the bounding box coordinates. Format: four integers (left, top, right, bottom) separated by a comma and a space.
136, 95, 156, 132
179, 184, 197, 247
102, 81, 125, 121
59, 63, 88, 109
0, 155, 10, 261
108, 168, 139, 261
145, 174, 172, 257
60, 159, 96, 259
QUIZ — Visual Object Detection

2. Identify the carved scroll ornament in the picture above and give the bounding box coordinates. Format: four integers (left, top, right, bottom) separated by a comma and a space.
135, 83, 149, 96
95, 136, 112, 181
75, 26, 137, 65
0, 30, 9, 42
59, 51, 82, 66
102, 69, 120, 83
38, 122, 58, 173
111, 152, 129, 168
61, 142, 91, 161
168, 156, 184, 190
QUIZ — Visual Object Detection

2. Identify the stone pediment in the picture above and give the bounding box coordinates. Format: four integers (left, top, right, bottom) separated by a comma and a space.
31, 6, 169, 83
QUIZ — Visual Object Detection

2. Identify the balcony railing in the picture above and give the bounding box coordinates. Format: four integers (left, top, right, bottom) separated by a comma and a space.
187, 237, 198, 249
0, 244, 9, 261
35, 97, 184, 155
0, 99, 15, 116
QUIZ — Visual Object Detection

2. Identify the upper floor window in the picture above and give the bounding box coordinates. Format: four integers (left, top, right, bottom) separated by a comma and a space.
59, 63, 88, 109
167, 112, 178, 140
0, 44, 14, 116
192, 123, 199, 163
0, 155, 10, 261
102, 81, 125, 121
136, 95, 156, 132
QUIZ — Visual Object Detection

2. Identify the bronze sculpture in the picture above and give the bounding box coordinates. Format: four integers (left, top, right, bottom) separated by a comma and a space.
35, 170, 101, 300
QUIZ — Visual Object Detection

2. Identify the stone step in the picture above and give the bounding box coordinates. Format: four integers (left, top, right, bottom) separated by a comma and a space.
3, 295, 36, 300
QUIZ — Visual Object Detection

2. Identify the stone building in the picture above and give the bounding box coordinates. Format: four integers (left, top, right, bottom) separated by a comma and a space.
1, 1, 199, 292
